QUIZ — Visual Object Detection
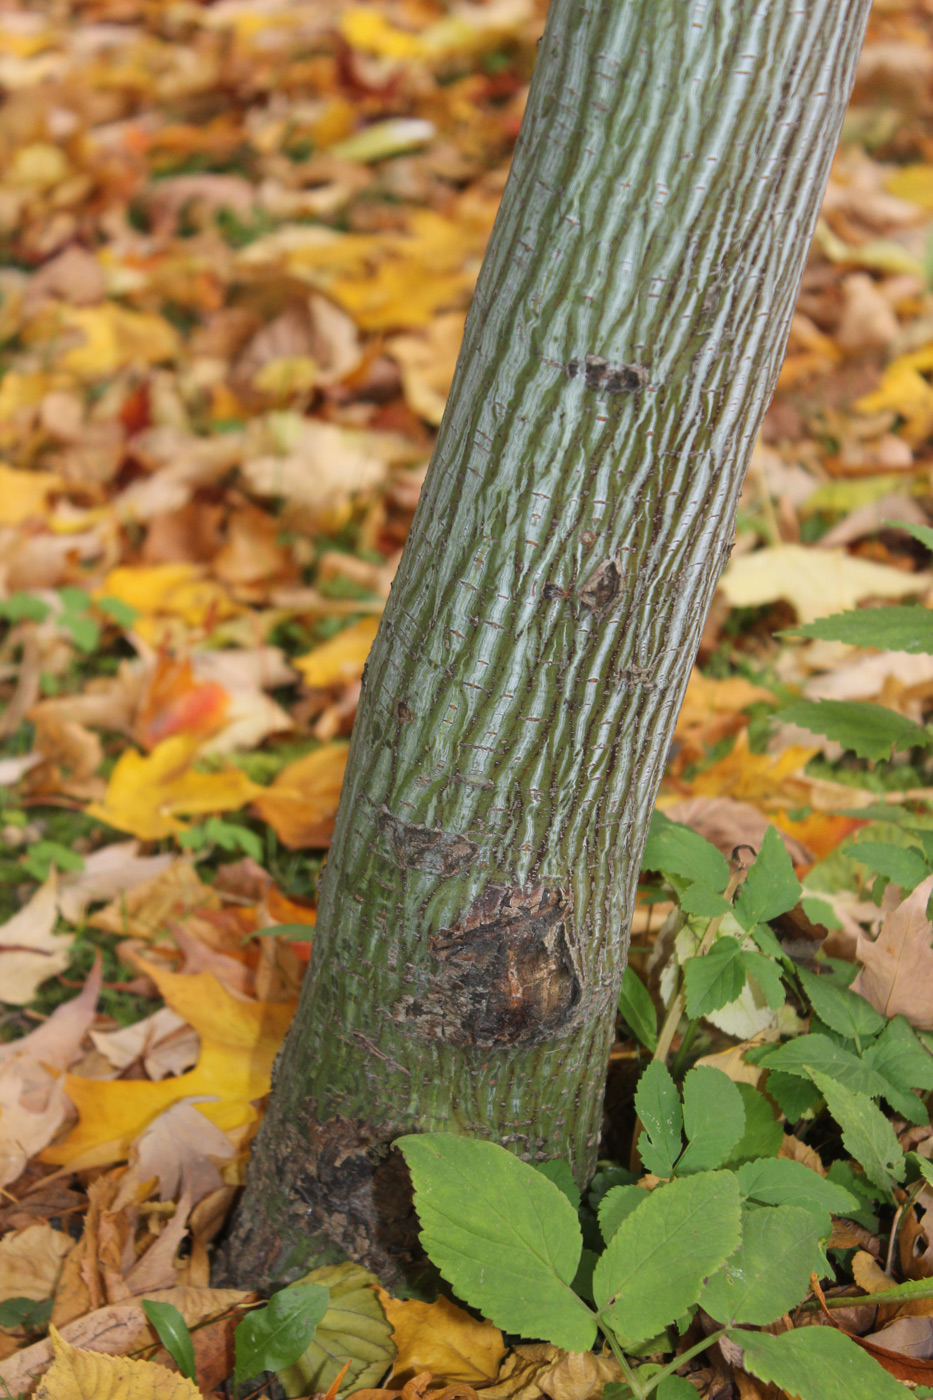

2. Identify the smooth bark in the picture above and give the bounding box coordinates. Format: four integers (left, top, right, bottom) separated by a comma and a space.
221, 0, 871, 1289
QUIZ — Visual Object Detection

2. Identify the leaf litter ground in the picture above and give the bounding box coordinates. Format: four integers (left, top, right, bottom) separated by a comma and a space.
4, 1, 933, 1398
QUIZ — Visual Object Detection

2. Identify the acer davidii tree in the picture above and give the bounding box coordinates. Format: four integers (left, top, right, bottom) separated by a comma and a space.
222, 0, 872, 1289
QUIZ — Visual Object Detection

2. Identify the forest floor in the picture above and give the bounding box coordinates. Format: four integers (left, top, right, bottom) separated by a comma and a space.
2, 2, 933, 1399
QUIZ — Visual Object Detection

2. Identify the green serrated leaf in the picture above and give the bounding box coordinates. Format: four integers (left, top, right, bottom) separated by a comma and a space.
737, 1157, 858, 1224
397, 1134, 594, 1350
760, 1033, 890, 1099
0, 1296, 52, 1331
849, 840, 932, 892
618, 966, 657, 1052
734, 828, 802, 932
742, 949, 785, 1009
678, 884, 733, 918
593, 1172, 741, 1346
142, 1299, 197, 1382
778, 699, 928, 761
634, 1061, 683, 1179
785, 604, 933, 655
641, 813, 729, 892
722, 1084, 783, 1166
796, 967, 886, 1042
676, 1068, 745, 1175
683, 936, 747, 1018
598, 1185, 647, 1244
702, 1204, 821, 1325
236, 1283, 329, 1386
277, 1263, 393, 1398
734, 1323, 907, 1400
534, 1159, 581, 1210
898, 520, 933, 556
806, 1068, 905, 1193
763, 1068, 823, 1121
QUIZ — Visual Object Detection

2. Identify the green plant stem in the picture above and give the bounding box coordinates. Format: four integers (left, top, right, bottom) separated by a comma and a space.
600, 1327, 647, 1400
797, 1279, 933, 1310
640, 1328, 728, 1398
670, 1018, 700, 1080
630, 873, 743, 1169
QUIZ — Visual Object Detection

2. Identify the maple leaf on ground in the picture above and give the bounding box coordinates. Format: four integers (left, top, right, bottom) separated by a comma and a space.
86, 734, 260, 840
852, 873, 933, 1029
293, 617, 379, 689
375, 1290, 504, 1387
41, 964, 295, 1170
0, 462, 63, 525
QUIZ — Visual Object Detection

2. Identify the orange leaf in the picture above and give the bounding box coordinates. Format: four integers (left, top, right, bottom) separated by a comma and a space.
252, 744, 349, 848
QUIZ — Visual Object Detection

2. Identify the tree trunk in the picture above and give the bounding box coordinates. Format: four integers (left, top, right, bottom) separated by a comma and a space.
221, 0, 870, 1290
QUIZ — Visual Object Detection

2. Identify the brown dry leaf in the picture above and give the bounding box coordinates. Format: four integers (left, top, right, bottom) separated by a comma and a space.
132, 1101, 235, 1203
89, 860, 220, 943
90, 1008, 198, 1081
0, 958, 101, 1185
377, 1290, 504, 1387
779, 1134, 826, 1176
852, 873, 933, 1028
0, 1224, 73, 1307
478, 1344, 562, 1400
252, 742, 349, 848
351, 1373, 479, 1400
57, 843, 175, 925
240, 418, 395, 518
0, 875, 73, 1007
864, 1316, 933, 1360
718, 543, 930, 624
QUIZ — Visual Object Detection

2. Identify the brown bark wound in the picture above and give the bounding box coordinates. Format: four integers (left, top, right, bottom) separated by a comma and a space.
393, 883, 585, 1047
376, 808, 478, 875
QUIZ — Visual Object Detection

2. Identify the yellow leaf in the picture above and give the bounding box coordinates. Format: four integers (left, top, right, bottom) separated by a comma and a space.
86, 735, 260, 840
252, 355, 319, 398
0, 462, 63, 524
252, 744, 349, 849
377, 1291, 504, 1386
36, 1326, 201, 1400
0, 370, 60, 422
8, 143, 68, 189
718, 543, 930, 624
42, 965, 295, 1168
47, 306, 180, 378
690, 732, 818, 809
885, 164, 933, 210
294, 618, 380, 689
855, 354, 933, 443
96, 564, 239, 629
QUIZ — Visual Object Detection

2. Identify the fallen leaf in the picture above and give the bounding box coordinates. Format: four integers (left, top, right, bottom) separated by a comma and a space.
718, 544, 930, 624
0, 1224, 73, 1306
377, 1290, 504, 1386
294, 617, 379, 689
0, 1290, 250, 1399
86, 734, 260, 840
57, 844, 176, 925
852, 873, 933, 1028
0, 462, 63, 525
35, 1325, 199, 1400
42, 964, 295, 1169
0, 875, 73, 1006
252, 743, 349, 848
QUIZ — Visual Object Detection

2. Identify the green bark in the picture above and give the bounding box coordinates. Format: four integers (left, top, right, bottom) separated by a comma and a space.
220, 0, 871, 1289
